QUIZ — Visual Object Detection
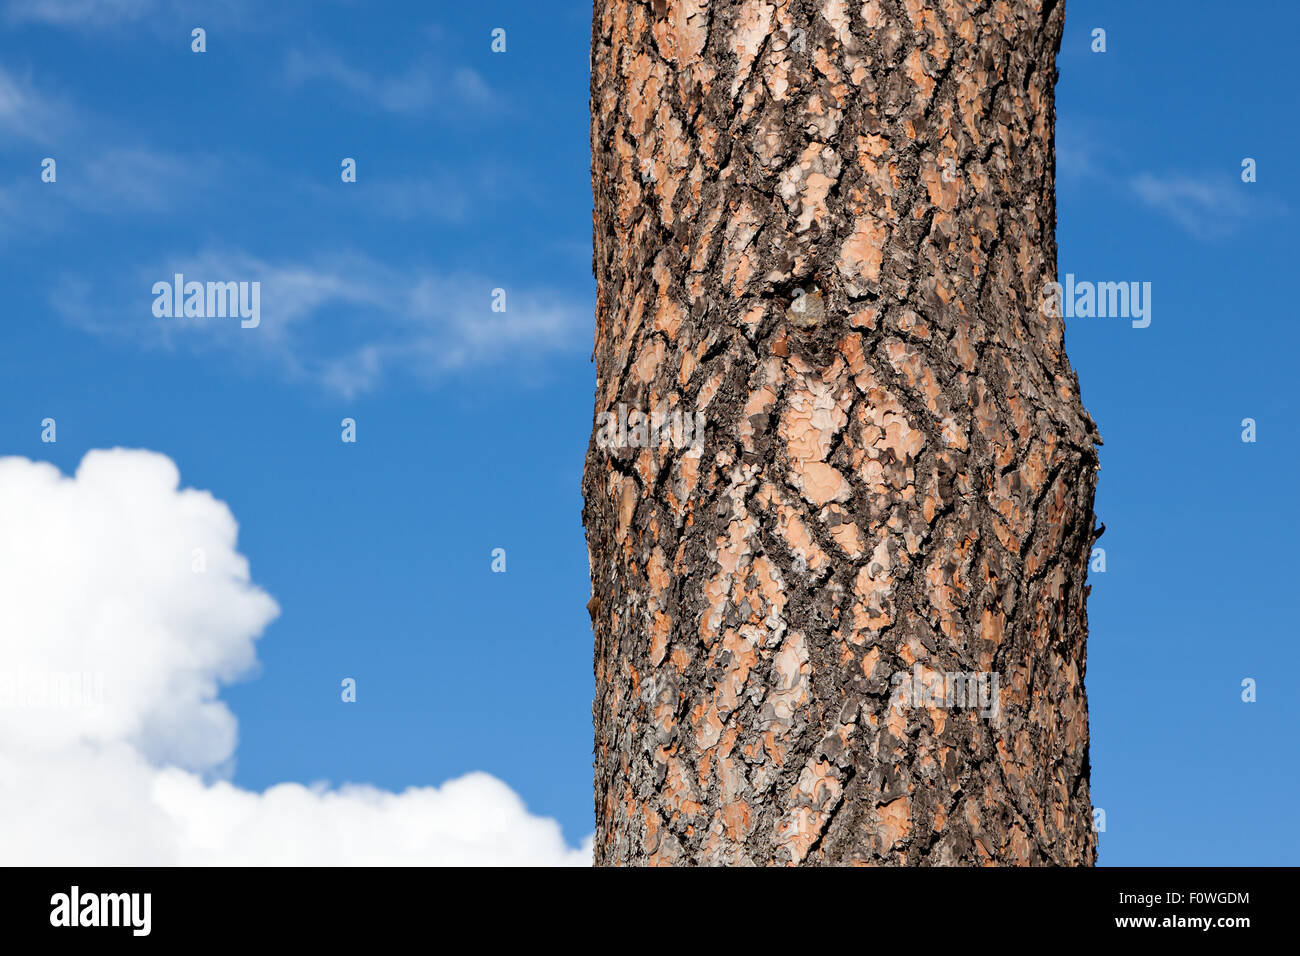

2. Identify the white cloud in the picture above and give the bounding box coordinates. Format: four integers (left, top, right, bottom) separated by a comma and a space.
359, 172, 477, 223
1055, 124, 1105, 183
285, 47, 499, 115
55, 250, 590, 396
0, 147, 220, 245
5, 0, 155, 26
0, 62, 70, 143
70, 148, 220, 211
450, 66, 496, 109
1129, 172, 1259, 240
0, 449, 591, 865
4, 0, 261, 30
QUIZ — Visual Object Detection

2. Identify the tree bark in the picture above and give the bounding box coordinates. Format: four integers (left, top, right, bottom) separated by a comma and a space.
584, 0, 1100, 865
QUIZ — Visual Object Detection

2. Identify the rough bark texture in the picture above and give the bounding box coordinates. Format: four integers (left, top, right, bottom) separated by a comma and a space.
583, 0, 1100, 865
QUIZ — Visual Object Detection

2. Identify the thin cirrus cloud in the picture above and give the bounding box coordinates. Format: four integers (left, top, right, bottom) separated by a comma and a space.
0, 63, 222, 234
284, 46, 499, 115
0, 447, 592, 865
0, 134, 501, 238
1054, 123, 1106, 183
74, 148, 218, 209
46, 147, 221, 215
0, 65, 68, 226
0, 61, 70, 144
1128, 171, 1262, 241
4, 0, 268, 30
0, 145, 226, 244
296, 162, 524, 225
53, 249, 591, 397
4, 0, 155, 26
1057, 123, 1273, 242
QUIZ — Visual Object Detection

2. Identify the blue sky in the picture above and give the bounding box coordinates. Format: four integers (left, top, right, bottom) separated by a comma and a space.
0, 0, 1295, 865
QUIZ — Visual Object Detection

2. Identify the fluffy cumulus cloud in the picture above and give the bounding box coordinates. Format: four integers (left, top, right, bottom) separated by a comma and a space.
0, 448, 590, 865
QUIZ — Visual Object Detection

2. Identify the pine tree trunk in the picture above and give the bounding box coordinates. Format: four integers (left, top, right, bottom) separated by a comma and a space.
584, 0, 1100, 866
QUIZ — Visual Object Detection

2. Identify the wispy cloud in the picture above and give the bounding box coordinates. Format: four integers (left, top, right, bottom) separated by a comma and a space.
4, 0, 267, 30
365, 174, 475, 221
5, 0, 155, 26
68, 147, 222, 211
1055, 124, 1107, 183
291, 161, 523, 224
0, 60, 226, 228
0, 146, 224, 242
54, 249, 590, 396
285, 46, 499, 116
1057, 121, 1275, 242
0, 62, 71, 143
1129, 172, 1260, 241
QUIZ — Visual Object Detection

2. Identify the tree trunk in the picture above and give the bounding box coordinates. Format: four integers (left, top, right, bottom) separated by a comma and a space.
584, 0, 1100, 865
